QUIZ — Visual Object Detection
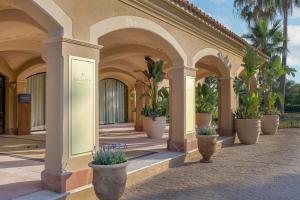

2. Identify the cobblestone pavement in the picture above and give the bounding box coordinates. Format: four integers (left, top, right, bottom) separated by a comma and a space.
122, 129, 300, 200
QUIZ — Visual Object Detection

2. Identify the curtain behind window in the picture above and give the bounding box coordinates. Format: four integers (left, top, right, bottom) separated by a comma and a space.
27, 73, 46, 131
99, 79, 128, 125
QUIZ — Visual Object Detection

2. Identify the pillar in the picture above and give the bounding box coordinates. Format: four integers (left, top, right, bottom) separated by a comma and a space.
5, 81, 17, 134
135, 82, 143, 131
218, 77, 234, 136
41, 37, 101, 192
167, 67, 197, 152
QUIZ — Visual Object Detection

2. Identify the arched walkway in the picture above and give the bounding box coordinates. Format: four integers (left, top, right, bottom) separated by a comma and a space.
90, 15, 187, 66
193, 48, 234, 136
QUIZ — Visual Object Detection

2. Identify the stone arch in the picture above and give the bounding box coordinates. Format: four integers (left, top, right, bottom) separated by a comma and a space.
192, 48, 234, 136
0, 57, 15, 81
101, 45, 172, 67
90, 16, 187, 66
10, 0, 73, 38
236, 67, 245, 77
17, 63, 47, 82
99, 68, 136, 87
192, 48, 231, 78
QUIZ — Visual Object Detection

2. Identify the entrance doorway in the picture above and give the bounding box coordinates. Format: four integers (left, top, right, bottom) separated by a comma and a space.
99, 78, 128, 125
0, 75, 5, 134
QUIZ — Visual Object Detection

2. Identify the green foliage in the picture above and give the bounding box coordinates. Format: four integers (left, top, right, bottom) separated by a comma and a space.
195, 77, 217, 113
258, 55, 284, 114
196, 126, 217, 136
157, 87, 169, 119
234, 0, 276, 25
242, 19, 284, 57
233, 0, 300, 112
285, 80, 300, 107
234, 47, 262, 119
92, 145, 127, 165
135, 56, 167, 119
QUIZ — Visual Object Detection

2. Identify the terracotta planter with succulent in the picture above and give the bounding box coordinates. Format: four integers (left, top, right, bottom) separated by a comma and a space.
89, 144, 127, 200
196, 126, 218, 163
135, 56, 169, 139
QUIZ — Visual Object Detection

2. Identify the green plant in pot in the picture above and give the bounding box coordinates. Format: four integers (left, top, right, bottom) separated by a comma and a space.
88, 144, 127, 200
196, 126, 218, 163
258, 55, 284, 135
234, 47, 262, 145
195, 77, 217, 128
135, 56, 167, 139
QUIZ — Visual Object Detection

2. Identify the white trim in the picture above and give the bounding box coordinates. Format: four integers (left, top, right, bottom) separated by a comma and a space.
29, 0, 73, 38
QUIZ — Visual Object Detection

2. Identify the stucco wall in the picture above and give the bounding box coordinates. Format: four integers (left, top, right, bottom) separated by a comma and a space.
53, 0, 244, 74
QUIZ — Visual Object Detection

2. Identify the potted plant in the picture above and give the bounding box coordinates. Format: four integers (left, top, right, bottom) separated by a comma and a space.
89, 144, 127, 200
196, 126, 218, 163
234, 47, 262, 145
261, 92, 280, 135
258, 55, 286, 135
195, 77, 217, 128
135, 56, 167, 139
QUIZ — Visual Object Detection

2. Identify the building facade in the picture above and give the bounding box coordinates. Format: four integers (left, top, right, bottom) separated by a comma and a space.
0, 0, 250, 193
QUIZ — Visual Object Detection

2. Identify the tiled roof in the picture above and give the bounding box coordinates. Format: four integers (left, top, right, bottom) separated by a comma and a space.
169, 0, 268, 58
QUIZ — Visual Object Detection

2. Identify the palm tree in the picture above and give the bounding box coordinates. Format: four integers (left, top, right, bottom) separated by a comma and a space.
274, 0, 300, 113
242, 19, 284, 56
234, 0, 276, 25
234, 0, 300, 112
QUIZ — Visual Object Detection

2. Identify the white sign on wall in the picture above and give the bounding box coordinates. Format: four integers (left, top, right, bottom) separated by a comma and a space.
69, 56, 96, 157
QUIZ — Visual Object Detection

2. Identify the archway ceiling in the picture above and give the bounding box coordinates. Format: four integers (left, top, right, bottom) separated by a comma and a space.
0, 7, 46, 75
196, 56, 228, 78
99, 28, 178, 72
0, 1, 16, 11
100, 58, 147, 80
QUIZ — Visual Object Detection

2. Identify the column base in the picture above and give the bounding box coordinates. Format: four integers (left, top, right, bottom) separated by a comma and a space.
218, 128, 234, 137
167, 134, 198, 152
41, 168, 93, 193
6, 128, 18, 135
135, 125, 143, 131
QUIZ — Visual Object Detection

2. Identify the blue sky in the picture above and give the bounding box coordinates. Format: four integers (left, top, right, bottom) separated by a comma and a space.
189, 0, 300, 83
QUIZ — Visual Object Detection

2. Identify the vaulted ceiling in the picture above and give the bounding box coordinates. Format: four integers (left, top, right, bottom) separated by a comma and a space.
0, 1, 47, 80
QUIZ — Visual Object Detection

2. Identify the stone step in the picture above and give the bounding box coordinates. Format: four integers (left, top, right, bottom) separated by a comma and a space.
16, 136, 235, 200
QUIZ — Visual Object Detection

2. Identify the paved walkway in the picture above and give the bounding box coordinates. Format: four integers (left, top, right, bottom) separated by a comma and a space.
0, 155, 43, 200
122, 129, 300, 200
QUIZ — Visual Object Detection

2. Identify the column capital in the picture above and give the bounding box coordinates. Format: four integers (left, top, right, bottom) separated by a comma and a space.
44, 37, 103, 50
167, 66, 197, 79
168, 66, 198, 72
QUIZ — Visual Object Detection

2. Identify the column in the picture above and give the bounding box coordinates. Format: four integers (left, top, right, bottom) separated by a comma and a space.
218, 77, 234, 136
167, 67, 197, 152
5, 81, 18, 134
135, 82, 143, 131
41, 37, 101, 192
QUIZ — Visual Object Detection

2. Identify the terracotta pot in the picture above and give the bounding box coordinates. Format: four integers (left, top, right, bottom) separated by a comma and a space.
235, 119, 260, 145
196, 134, 218, 163
89, 162, 127, 200
196, 113, 212, 128
261, 115, 279, 135
143, 116, 166, 139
